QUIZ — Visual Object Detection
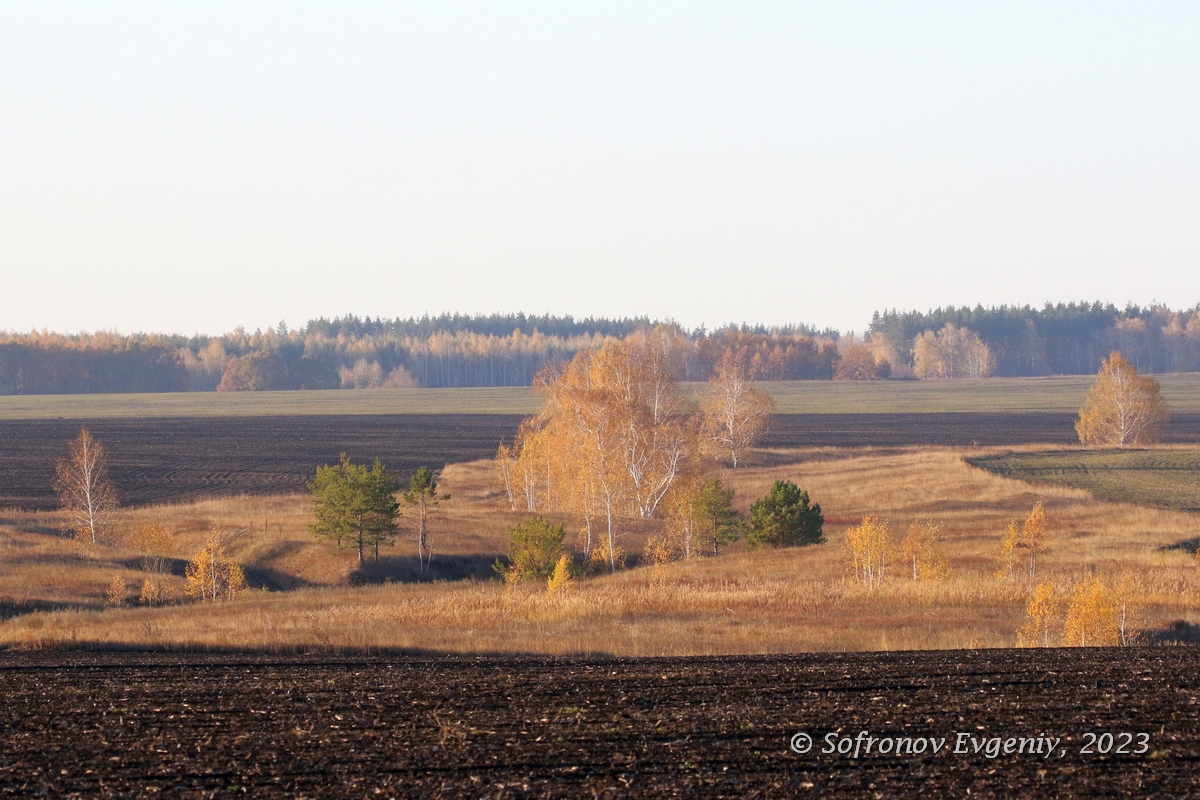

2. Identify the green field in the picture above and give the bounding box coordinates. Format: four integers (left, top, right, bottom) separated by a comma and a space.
968, 448, 1200, 512
0, 374, 1197, 419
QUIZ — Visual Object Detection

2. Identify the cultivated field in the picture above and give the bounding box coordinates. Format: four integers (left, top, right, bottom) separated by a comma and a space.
4, 412, 1199, 511
1, 373, 1198, 419
2, 649, 1196, 797
971, 447, 1200, 513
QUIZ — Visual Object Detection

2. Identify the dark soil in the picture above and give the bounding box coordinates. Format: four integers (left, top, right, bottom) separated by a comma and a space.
0, 415, 523, 510
2, 413, 1197, 511
0, 648, 1196, 797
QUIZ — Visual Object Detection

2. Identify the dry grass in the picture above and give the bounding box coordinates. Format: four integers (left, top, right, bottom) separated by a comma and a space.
3, 446, 1200, 655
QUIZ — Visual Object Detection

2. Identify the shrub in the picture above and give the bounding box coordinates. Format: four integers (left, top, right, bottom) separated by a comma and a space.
500, 516, 566, 582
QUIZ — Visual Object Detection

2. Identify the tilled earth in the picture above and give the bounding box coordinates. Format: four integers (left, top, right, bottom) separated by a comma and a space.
0, 648, 1197, 798
3, 412, 1199, 510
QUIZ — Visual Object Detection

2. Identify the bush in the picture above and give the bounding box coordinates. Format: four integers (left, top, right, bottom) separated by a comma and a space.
746, 480, 824, 549
497, 516, 567, 582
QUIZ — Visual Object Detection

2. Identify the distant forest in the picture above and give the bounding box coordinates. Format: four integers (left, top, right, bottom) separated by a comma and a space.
867, 303, 1200, 378
0, 304, 1196, 394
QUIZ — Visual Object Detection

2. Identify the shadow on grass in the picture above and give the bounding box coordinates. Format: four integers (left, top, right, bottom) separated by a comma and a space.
0, 599, 104, 620
349, 553, 506, 585
0, 518, 72, 538
1145, 621, 1200, 645
105, 557, 311, 592
1159, 537, 1200, 555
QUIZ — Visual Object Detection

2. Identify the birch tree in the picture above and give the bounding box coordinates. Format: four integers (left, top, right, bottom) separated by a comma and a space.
502, 327, 703, 572
700, 350, 775, 467
846, 515, 891, 590
53, 428, 118, 549
403, 466, 448, 575
184, 532, 247, 601
1075, 351, 1168, 446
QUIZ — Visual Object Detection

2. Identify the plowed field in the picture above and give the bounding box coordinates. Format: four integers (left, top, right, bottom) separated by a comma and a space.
2, 413, 1197, 510
0, 648, 1196, 797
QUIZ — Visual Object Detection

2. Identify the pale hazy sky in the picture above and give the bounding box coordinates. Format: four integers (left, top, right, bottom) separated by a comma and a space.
2, 2, 1198, 336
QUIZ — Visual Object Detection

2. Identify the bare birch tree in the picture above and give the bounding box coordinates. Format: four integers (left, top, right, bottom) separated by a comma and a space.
700, 350, 775, 467
53, 428, 118, 549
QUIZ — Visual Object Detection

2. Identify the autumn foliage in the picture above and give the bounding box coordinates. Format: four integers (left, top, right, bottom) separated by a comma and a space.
846, 516, 892, 590
912, 323, 995, 379
1015, 582, 1059, 648
184, 533, 248, 601
900, 519, 948, 581
1075, 351, 1168, 447
996, 500, 1049, 581
497, 326, 773, 571
700, 351, 776, 467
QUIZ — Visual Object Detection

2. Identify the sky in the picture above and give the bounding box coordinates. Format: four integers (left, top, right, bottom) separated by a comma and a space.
2, 2, 1198, 336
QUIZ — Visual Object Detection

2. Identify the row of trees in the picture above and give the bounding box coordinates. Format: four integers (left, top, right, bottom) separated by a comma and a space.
7, 302, 1200, 393
845, 516, 949, 590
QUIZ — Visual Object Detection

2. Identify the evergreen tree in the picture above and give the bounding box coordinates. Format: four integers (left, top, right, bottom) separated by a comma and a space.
746, 480, 823, 549
308, 454, 401, 563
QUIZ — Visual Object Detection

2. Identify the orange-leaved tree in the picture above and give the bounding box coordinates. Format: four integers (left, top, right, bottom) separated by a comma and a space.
1075, 351, 1168, 447
184, 532, 247, 601
995, 518, 1021, 580
1062, 575, 1120, 647
53, 427, 119, 549
900, 518, 948, 581
911, 323, 994, 379
846, 516, 892, 590
1020, 500, 1048, 580
499, 326, 702, 572
1016, 582, 1059, 648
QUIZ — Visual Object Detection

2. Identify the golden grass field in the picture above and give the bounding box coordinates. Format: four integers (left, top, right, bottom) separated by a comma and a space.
3, 444, 1199, 655
1, 373, 1198, 418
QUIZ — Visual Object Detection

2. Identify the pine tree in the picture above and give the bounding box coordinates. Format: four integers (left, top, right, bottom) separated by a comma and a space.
308, 454, 401, 564
746, 481, 823, 549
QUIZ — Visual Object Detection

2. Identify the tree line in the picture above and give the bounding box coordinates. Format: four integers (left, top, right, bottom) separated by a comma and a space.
866, 302, 1200, 377
0, 318, 838, 394
3, 303, 1199, 394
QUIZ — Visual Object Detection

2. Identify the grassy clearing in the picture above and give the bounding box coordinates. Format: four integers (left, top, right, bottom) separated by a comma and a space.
3, 374, 1199, 419
4, 446, 1200, 654
968, 447, 1200, 512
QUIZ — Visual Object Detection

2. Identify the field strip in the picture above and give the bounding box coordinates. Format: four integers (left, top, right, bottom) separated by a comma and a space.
1, 374, 1198, 418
